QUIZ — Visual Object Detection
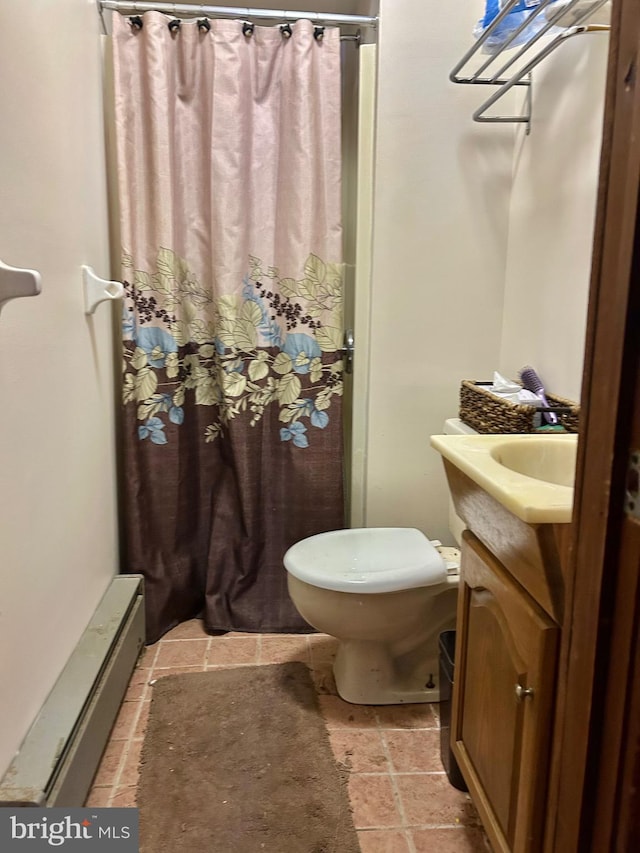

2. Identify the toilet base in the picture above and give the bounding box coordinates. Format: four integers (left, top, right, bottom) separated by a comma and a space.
333, 639, 442, 705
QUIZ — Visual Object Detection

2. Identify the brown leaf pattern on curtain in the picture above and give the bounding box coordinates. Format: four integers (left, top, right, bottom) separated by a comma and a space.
122, 249, 344, 449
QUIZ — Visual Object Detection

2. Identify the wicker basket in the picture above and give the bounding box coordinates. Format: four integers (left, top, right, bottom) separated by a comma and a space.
459, 379, 580, 434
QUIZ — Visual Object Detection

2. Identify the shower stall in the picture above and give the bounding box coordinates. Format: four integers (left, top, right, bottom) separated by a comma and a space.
99, 0, 379, 640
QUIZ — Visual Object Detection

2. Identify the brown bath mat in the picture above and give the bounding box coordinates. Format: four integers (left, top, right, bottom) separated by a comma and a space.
137, 662, 360, 853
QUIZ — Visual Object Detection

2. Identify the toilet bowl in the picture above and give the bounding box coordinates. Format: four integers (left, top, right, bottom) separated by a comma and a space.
285, 527, 459, 705
284, 417, 476, 706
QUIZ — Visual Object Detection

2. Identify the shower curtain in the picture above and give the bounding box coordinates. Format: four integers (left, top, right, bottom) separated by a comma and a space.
112, 12, 345, 643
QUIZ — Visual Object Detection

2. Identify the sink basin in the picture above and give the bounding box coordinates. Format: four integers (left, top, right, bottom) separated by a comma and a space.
489, 438, 577, 487
430, 433, 578, 523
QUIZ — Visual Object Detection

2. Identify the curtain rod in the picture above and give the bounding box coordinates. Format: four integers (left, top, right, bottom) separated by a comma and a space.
98, 2, 378, 28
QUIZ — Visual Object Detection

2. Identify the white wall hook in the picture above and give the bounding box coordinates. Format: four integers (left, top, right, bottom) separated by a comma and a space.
0, 258, 42, 315
83, 265, 124, 315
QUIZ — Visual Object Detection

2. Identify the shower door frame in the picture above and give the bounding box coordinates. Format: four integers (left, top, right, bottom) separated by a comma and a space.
343, 41, 377, 529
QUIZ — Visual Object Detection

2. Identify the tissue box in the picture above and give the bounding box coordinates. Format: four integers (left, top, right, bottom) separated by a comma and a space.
459, 380, 580, 434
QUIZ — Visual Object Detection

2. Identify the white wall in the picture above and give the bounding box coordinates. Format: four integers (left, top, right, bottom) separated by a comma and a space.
0, 0, 117, 778
499, 35, 609, 402
364, 0, 514, 541
361, 5, 608, 540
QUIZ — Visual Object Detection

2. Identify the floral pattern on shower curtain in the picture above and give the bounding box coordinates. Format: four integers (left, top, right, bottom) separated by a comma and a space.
112, 13, 345, 643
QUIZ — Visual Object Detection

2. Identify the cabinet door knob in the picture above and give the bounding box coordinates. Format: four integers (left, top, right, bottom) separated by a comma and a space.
515, 684, 535, 701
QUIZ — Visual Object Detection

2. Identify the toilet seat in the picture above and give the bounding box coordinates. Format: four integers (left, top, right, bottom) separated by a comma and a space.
284, 527, 446, 594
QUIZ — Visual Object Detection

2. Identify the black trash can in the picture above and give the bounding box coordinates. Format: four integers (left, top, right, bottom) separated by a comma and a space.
438, 630, 468, 791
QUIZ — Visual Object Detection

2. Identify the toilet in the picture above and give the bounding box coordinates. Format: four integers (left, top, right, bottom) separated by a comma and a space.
284, 418, 475, 706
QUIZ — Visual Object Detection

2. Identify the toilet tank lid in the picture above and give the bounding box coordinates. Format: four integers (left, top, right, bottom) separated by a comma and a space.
443, 417, 478, 435
284, 528, 447, 593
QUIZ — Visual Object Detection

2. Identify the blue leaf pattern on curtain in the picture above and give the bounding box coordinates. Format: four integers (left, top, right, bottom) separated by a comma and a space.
122, 249, 343, 448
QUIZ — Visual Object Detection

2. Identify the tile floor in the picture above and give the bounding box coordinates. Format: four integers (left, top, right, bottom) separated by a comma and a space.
86, 621, 490, 852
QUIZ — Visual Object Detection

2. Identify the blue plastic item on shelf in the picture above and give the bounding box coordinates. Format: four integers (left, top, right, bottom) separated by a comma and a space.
475, 0, 548, 53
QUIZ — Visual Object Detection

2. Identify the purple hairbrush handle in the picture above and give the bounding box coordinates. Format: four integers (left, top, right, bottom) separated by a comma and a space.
519, 366, 558, 425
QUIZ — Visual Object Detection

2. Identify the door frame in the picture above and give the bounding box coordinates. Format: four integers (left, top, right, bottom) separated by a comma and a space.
544, 0, 640, 849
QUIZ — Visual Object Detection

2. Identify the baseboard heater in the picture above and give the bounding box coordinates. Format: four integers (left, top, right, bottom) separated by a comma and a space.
0, 575, 145, 807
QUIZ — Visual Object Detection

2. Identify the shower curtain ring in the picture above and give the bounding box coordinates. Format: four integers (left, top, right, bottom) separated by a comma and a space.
198, 18, 211, 32
313, 26, 325, 41
242, 22, 255, 37
280, 22, 292, 38
129, 15, 143, 30
168, 18, 181, 32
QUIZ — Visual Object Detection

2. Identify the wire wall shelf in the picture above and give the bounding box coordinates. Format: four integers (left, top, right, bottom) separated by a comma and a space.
450, 0, 611, 132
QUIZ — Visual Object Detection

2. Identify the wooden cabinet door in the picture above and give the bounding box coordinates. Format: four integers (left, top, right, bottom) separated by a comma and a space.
452, 531, 559, 853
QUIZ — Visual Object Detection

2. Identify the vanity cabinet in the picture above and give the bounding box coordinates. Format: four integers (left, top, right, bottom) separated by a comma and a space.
451, 531, 559, 853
